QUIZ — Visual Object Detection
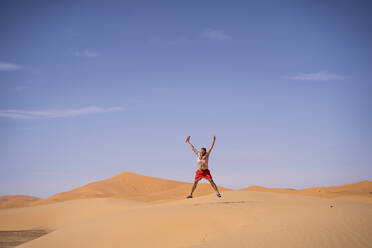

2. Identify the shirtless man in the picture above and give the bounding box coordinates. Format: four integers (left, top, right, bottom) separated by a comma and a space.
185, 135, 221, 198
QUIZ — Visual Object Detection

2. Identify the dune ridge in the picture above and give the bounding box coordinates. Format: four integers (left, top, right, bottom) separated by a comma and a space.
241, 180, 372, 203
1, 171, 371, 209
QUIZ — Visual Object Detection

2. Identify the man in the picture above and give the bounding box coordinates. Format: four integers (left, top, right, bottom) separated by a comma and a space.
185, 135, 221, 198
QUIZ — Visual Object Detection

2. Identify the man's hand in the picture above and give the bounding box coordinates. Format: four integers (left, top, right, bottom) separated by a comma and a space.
207, 135, 216, 154
185, 136, 191, 143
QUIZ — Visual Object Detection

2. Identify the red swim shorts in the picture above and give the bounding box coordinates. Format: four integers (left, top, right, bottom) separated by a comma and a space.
195, 169, 212, 180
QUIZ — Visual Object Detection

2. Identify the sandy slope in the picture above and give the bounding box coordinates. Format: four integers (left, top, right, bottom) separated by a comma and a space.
2, 191, 369, 248
0, 198, 148, 231
187, 192, 372, 248
241, 181, 372, 203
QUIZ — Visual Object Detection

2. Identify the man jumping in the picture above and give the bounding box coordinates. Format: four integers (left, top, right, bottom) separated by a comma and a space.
185, 135, 221, 198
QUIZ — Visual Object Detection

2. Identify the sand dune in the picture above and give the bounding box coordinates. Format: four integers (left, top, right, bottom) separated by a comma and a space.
241, 180, 372, 203
0, 195, 40, 209
1, 190, 369, 248
1, 175, 371, 247
34, 171, 231, 204
0, 171, 230, 209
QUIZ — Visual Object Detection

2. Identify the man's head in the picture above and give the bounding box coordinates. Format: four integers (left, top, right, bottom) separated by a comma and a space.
200, 147, 207, 155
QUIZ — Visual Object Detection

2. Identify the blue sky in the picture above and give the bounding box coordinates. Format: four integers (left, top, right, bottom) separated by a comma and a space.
1, 0, 371, 198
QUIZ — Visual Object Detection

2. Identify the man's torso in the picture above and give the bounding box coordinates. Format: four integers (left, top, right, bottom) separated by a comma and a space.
197, 152, 210, 170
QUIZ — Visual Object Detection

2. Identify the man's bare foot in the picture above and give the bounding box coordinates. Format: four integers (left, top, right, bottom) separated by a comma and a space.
186, 195, 193, 198
217, 193, 221, 198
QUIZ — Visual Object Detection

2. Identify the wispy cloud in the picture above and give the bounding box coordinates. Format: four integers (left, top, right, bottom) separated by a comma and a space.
0, 62, 22, 71
73, 49, 101, 57
13, 85, 30, 91
147, 34, 191, 45
288, 71, 344, 81
202, 29, 231, 40
0, 106, 125, 119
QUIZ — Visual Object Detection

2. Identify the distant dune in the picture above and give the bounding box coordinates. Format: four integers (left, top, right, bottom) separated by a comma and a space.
241, 180, 372, 203
0, 195, 40, 209
1, 172, 371, 210
0, 171, 231, 209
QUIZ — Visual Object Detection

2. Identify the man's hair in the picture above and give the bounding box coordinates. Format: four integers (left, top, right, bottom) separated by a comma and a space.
201, 147, 207, 152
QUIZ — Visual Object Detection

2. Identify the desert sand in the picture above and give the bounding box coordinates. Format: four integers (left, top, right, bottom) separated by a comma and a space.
0, 172, 371, 248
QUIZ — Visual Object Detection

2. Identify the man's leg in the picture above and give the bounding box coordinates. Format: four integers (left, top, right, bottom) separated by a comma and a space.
208, 178, 221, 195
190, 179, 200, 195
187, 179, 200, 197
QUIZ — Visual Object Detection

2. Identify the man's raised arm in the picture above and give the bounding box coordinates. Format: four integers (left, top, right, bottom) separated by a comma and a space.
207, 136, 216, 154
186, 136, 199, 155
